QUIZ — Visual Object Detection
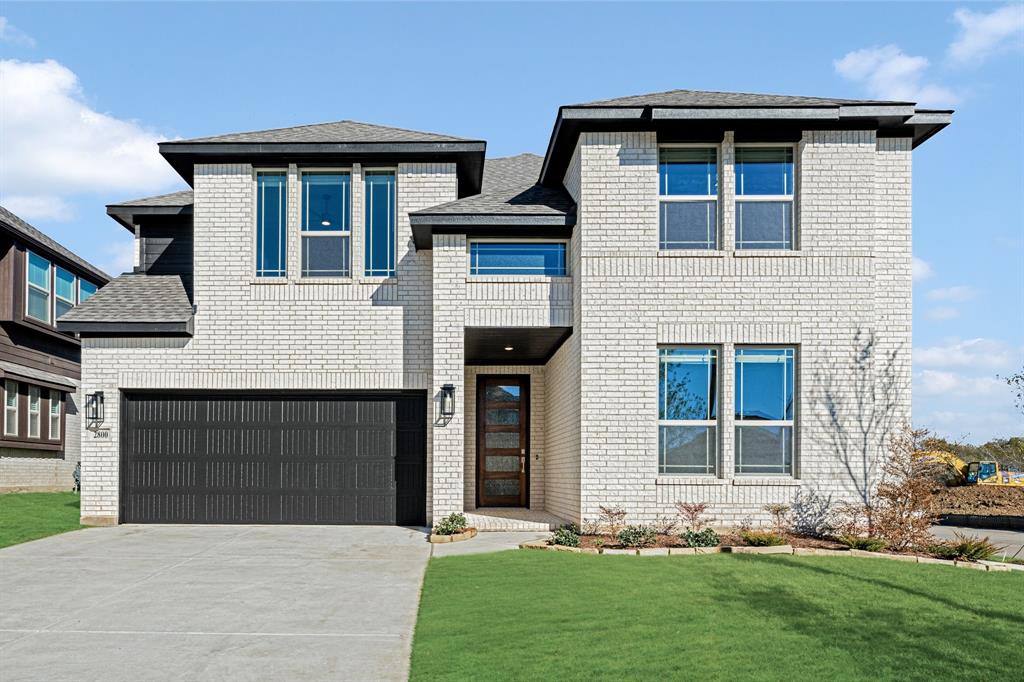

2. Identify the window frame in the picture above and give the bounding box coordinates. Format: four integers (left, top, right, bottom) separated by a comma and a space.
657, 346, 720, 476
363, 167, 398, 278
658, 143, 721, 251
48, 389, 62, 441
4, 380, 18, 437
733, 143, 797, 251
299, 168, 353, 279
253, 168, 290, 279
25, 250, 53, 324
466, 238, 570, 277
27, 386, 41, 439
734, 346, 797, 476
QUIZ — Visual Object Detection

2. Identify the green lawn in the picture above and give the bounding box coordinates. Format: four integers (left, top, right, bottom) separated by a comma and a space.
411, 551, 1023, 681
0, 492, 83, 549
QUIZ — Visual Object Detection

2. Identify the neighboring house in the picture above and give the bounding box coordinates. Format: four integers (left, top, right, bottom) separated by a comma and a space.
0, 207, 110, 492
58, 91, 952, 528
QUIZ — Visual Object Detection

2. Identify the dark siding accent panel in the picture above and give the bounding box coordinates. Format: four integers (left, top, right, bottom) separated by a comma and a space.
139, 218, 194, 298
120, 392, 426, 526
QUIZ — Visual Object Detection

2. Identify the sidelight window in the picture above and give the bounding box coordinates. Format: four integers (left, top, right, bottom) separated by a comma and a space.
255, 171, 288, 277
364, 170, 396, 277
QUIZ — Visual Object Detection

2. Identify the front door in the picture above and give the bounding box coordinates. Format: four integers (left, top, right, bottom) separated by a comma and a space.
476, 375, 529, 507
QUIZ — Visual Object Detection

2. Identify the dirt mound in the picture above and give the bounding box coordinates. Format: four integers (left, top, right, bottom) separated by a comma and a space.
931, 485, 1024, 517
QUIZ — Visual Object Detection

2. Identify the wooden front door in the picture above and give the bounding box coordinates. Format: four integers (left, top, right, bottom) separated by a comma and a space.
476, 375, 529, 508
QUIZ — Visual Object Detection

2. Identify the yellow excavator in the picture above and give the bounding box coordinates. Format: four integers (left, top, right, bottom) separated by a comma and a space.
916, 450, 1024, 487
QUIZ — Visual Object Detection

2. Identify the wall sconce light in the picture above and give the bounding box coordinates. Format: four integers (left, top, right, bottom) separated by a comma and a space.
85, 391, 105, 429
439, 384, 456, 421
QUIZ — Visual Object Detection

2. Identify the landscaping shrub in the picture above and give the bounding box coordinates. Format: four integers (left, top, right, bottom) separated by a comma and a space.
674, 501, 712, 533
873, 427, 940, 551
681, 528, 720, 548
652, 515, 679, 536
597, 505, 628, 538
837, 535, 887, 552
433, 512, 468, 536
617, 525, 657, 548
763, 503, 792, 536
928, 532, 1003, 562
550, 524, 581, 547
740, 530, 787, 547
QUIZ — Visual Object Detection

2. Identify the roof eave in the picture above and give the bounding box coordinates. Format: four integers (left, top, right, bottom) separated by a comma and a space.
56, 318, 194, 336
106, 203, 194, 231
410, 214, 576, 250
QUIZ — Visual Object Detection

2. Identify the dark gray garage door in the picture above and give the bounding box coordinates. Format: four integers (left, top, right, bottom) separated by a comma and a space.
120, 392, 426, 525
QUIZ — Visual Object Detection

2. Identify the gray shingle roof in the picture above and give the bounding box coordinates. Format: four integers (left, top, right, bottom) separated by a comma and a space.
108, 190, 194, 208
0, 205, 111, 284
571, 89, 910, 108
177, 120, 472, 144
413, 182, 574, 218
58, 274, 192, 324
481, 154, 543, 191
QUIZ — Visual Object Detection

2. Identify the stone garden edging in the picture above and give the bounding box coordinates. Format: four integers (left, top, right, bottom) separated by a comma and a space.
429, 528, 478, 544
518, 541, 1021, 572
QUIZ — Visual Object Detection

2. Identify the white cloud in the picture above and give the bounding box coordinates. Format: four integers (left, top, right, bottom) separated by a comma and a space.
834, 45, 958, 106
915, 370, 1002, 396
0, 59, 181, 222
912, 257, 933, 282
949, 4, 1024, 65
915, 338, 1017, 370
925, 306, 960, 321
1, 195, 72, 222
0, 17, 35, 47
100, 240, 135, 276
926, 285, 977, 303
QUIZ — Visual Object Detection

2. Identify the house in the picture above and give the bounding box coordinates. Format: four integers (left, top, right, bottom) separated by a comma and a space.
1, 207, 110, 492
57, 90, 952, 529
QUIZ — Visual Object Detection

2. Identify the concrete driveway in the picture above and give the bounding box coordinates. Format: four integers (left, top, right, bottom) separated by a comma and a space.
0, 525, 431, 681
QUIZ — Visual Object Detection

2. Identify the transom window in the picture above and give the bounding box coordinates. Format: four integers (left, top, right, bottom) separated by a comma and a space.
55, 266, 76, 319
26, 251, 51, 323
735, 147, 794, 250
301, 171, 351, 277
469, 242, 567, 276
4, 380, 17, 436
658, 347, 718, 475
659, 147, 718, 250
735, 347, 795, 475
255, 170, 288, 278
365, 170, 396, 277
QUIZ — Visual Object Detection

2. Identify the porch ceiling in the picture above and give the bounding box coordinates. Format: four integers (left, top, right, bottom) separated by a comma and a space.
464, 327, 572, 365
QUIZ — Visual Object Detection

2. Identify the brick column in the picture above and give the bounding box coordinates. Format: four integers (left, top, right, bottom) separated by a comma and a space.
720, 132, 736, 252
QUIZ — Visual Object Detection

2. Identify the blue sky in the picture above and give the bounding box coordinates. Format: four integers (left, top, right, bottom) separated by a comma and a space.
1, 2, 1022, 442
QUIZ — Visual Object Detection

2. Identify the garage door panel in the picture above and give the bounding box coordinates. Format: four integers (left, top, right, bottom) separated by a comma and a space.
121, 393, 425, 525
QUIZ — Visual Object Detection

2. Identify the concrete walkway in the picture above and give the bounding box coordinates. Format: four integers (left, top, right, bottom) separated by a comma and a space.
0, 525, 431, 682
430, 531, 548, 557
930, 525, 1024, 562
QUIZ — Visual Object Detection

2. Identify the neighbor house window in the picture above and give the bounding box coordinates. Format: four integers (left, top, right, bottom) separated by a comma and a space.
26, 251, 52, 323
49, 390, 61, 440
255, 171, 288, 278
659, 147, 718, 250
735, 147, 794, 250
28, 386, 41, 439
659, 347, 718, 475
735, 347, 795, 475
364, 170, 396, 277
301, 171, 351, 277
4, 380, 17, 436
469, 242, 567, 276
55, 266, 77, 320
79, 280, 97, 302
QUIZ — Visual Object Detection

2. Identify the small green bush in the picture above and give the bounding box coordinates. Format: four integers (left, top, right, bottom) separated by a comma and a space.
617, 525, 657, 548
838, 535, 887, 552
740, 530, 787, 547
928, 533, 1002, 562
433, 512, 468, 536
551, 525, 581, 547
681, 528, 720, 547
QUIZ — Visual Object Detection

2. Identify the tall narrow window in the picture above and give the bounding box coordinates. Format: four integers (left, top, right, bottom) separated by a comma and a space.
659, 147, 718, 250
364, 170, 396, 277
659, 348, 718, 475
55, 266, 77, 319
28, 386, 41, 438
48, 390, 61, 440
255, 171, 288, 277
26, 251, 52, 323
735, 348, 795, 475
79, 280, 97, 302
301, 172, 351, 277
4, 380, 17, 436
735, 147, 794, 250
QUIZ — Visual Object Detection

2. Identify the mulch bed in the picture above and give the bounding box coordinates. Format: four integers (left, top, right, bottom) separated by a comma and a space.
577, 532, 847, 551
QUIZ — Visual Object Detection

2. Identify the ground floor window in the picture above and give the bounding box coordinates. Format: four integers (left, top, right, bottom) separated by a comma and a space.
4, 380, 17, 436
658, 347, 718, 475
735, 347, 795, 475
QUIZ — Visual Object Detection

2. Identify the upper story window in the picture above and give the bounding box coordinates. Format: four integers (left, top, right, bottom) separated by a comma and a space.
469, 242, 567, 276
735, 347, 795, 475
55, 266, 76, 319
301, 171, 351, 277
255, 170, 288, 278
734, 147, 794, 250
659, 147, 718, 250
364, 170, 396, 277
26, 251, 52, 323
658, 347, 718, 475
79, 280, 97, 302
4, 380, 17, 437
